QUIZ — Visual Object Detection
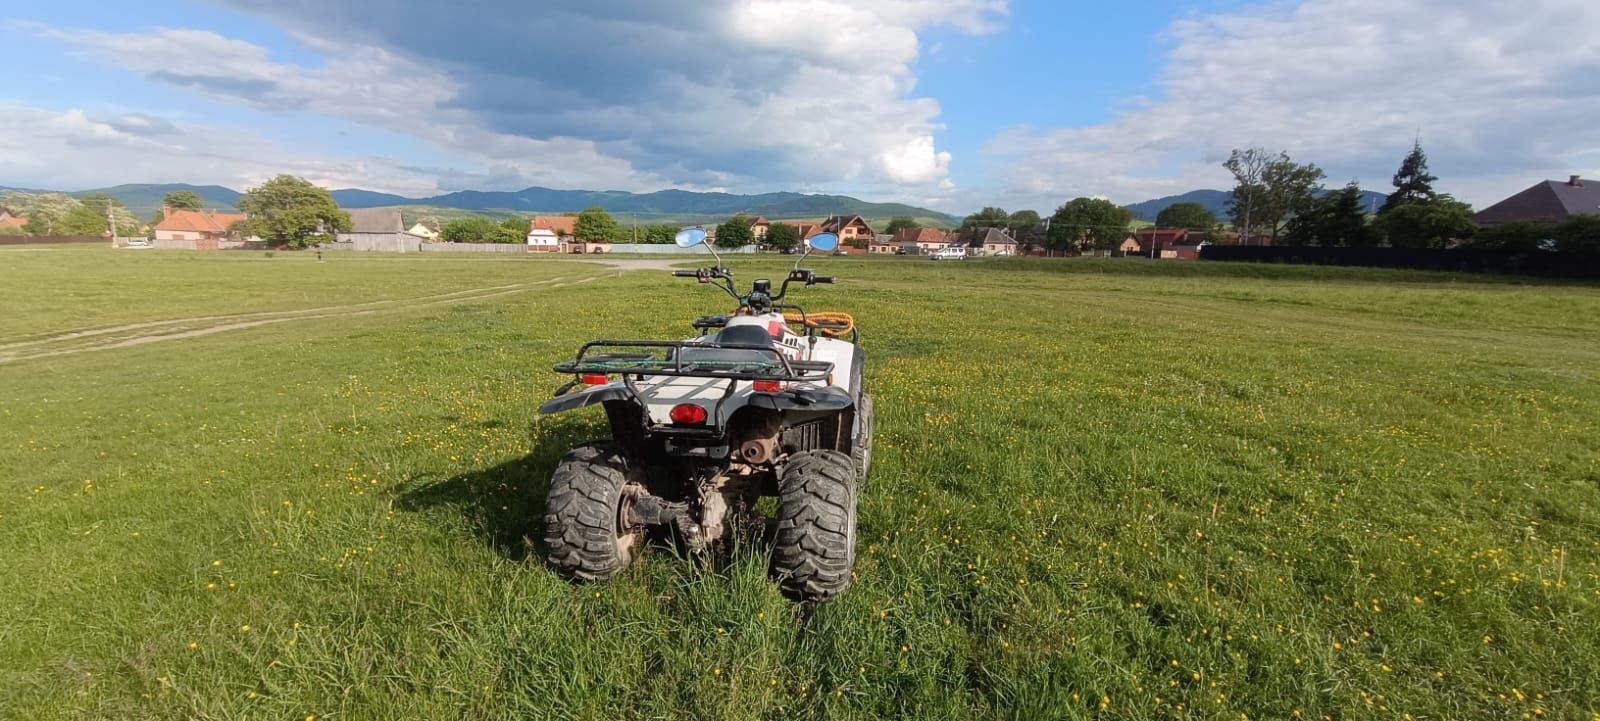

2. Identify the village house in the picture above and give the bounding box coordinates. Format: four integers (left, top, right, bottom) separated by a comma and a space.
407, 219, 440, 241
0, 208, 26, 231
868, 234, 901, 255
153, 205, 248, 248
526, 215, 574, 252
1475, 175, 1600, 227
776, 220, 821, 241
1131, 228, 1206, 259
746, 216, 770, 241
527, 214, 608, 253
820, 214, 874, 244
892, 227, 950, 255
975, 227, 1018, 256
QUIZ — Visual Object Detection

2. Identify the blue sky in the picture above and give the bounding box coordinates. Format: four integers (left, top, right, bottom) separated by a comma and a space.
3, 0, 1597, 213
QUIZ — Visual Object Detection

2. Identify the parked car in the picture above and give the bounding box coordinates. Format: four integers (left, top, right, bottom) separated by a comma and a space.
930, 247, 966, 261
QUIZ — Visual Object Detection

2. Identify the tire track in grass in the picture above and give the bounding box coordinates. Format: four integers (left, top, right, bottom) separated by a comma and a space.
0, 276, 602, 365
0, 282, 540, 351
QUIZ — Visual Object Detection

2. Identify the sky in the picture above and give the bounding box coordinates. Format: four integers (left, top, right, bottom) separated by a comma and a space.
2, 0, 1597, 214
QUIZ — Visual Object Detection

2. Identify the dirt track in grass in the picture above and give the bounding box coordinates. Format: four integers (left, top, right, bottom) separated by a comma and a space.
0, 275, 604, 365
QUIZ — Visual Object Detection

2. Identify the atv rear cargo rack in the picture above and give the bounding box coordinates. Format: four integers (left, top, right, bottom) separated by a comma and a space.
553, 339, 833, 383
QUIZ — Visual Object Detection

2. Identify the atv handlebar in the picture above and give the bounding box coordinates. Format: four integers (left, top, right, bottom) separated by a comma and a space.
671, 265, 833, 312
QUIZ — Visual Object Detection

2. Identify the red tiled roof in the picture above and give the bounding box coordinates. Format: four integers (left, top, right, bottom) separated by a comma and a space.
892, 227, 947, 244
777, 220, 821, 238
530, 215, 577, 235
746, 216, 769, 226
821, 214, 871, 233
156, 209, 246, 233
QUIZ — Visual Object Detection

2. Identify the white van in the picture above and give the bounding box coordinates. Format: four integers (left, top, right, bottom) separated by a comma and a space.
930, 246, 966, 261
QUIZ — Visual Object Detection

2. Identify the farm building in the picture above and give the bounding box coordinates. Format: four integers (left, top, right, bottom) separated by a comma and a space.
1475, 176, 1600, 227
336, 208, 425, 253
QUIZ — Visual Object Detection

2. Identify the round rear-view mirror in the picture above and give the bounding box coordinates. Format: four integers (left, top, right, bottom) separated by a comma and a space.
674, 227, 708, 248
807, 232, 839, 253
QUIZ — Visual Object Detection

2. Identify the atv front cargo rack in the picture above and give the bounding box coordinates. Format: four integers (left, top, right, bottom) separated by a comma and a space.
553, 340, 833, 383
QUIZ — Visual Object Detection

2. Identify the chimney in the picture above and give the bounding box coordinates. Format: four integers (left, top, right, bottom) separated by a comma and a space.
161, 204, 171, 217
1571, 175, 1584, 187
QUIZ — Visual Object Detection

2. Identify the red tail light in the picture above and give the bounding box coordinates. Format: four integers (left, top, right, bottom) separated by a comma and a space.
669, 403, 708, 425
580, 373, 608, 385
752, 380, 781, 393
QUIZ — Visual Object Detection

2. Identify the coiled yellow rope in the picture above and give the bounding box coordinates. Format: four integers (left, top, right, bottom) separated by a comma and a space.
785, 311, 855, 338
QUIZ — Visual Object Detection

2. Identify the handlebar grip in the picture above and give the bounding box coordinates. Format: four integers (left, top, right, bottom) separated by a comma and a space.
671, 269, 700, 277
813, 276, 836, 284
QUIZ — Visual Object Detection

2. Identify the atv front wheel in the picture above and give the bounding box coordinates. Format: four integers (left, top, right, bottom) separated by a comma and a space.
543, 443, 642, 582
851, 393, 874, 483
771, 450, 857, 601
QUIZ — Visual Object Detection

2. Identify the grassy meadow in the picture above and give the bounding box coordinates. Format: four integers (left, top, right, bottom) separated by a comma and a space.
1, 248, 1597, 720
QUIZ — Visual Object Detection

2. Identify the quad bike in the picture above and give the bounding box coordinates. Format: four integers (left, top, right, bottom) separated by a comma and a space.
537, 230, 872, 601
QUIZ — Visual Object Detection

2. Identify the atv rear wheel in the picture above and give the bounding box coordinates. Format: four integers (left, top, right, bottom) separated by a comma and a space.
543, 443, 642, 582
851, 393, 874, 483
771, 450, 857, 601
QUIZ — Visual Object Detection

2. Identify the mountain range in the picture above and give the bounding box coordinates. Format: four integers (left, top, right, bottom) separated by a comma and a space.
0, 183, 958, 225
2, 181, 1394, 227
1126, 188, 1390, 221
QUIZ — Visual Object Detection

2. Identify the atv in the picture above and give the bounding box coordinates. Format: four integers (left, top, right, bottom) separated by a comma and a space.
537, 230, 871, 601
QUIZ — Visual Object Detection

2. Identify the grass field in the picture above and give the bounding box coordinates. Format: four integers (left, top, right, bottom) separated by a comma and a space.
2, 248, 1597, 720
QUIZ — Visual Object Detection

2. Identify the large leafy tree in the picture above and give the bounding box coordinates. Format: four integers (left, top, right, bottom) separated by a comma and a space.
1375, 195, 1476, 249
1281, 184, 1378, 247
1047, 197, 1133, 252
573, 207, 620, 243
1008, 209, 1041, 230
765, 222, 800, 252
1154, 202, 1218, 231
11, 192, 81, 235
1552, 215, 1600, 255
440, 217, 522, 243
1466, 220, 1555, 253
1225, 148, 1325, 242
884, 216, 920, 235
163, 189, 204, 210
1380, 141, 1438, 214
961, 207, 1009, 230
151, 188, 206, 226
235, 175, 350, 248
61, 194, 140, 236
715, 213, 756, 249
641, 224, 679, 244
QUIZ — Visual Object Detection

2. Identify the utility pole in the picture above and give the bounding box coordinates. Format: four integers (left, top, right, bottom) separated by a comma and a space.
105, 200, 116, 248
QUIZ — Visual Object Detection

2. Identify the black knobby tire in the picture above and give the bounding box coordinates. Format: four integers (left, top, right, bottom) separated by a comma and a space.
543, 443, 641, 582
851, 393, 874, 483
771, 450, 858, 601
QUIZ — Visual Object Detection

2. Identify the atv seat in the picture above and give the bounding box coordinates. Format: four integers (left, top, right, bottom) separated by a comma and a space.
714, 324, 775, 348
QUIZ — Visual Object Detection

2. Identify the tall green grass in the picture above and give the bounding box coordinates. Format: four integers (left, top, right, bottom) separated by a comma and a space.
1, 251, 1596, 719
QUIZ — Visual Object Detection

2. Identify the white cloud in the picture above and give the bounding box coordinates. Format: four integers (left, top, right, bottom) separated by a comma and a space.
0, 102, 438, 194
30, 0, 1008, 196
984, 0, 1600, 209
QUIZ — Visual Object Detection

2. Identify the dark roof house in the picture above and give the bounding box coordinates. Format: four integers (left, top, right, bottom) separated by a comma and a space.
1475, 176, 1600, 227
